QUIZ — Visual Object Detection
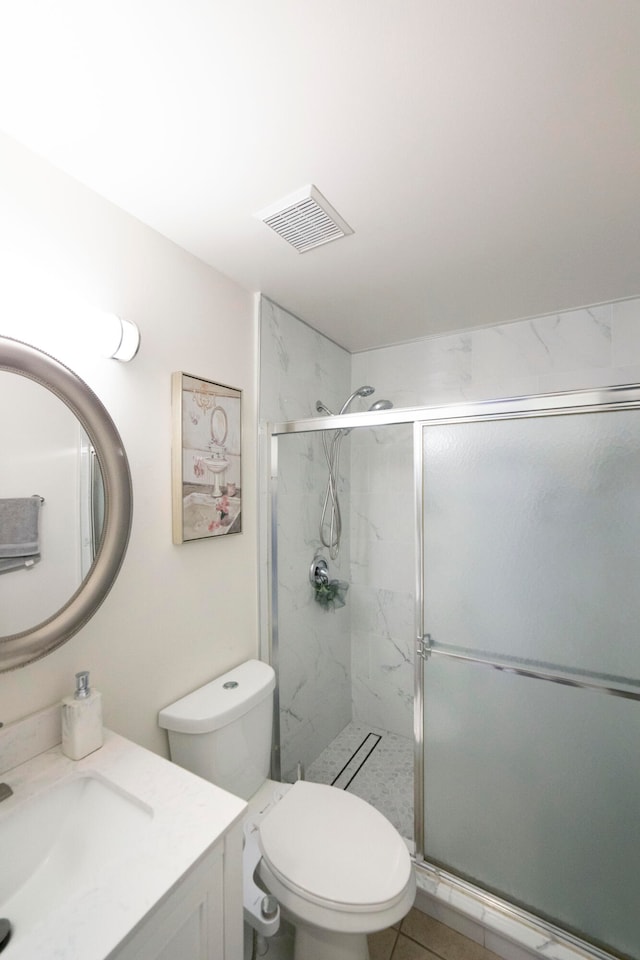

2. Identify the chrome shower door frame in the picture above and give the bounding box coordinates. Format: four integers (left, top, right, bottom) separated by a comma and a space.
414, 381, 640, 960
267, 405, 422, 781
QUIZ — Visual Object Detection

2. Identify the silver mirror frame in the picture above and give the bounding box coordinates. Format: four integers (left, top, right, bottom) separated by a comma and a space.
0, 336, 133, 672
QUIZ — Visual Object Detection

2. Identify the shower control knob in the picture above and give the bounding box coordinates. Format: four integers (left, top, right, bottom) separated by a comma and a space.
309, 555, 329, 585
261, 895, 278, 920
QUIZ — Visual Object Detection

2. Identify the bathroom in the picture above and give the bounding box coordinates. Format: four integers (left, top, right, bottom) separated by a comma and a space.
0, 3, 639, 960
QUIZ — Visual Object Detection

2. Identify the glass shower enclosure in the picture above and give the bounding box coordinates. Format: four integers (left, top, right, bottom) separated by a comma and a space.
268, 383, 640, 960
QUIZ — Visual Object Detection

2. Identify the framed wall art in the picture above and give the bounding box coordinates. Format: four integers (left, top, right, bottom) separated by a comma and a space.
172, 372, 242, 543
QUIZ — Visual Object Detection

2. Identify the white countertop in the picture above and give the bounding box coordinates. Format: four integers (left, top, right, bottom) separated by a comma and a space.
0, 728, 247, 959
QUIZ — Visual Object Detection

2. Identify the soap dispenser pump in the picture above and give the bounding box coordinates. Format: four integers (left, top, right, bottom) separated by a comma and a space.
61, 670, 103, 760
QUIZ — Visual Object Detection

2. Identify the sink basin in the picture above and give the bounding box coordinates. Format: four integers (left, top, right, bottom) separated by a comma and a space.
0, 774, 152, 942
0, 725, 246, 960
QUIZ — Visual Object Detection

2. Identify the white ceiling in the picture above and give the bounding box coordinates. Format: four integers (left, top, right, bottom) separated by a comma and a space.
0, 1, 638, 352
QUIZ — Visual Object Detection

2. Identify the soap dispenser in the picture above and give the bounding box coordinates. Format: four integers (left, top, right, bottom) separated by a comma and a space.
61, 671, 103, 760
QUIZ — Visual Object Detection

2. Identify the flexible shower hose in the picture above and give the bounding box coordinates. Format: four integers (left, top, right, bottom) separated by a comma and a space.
319, 428, 345, 559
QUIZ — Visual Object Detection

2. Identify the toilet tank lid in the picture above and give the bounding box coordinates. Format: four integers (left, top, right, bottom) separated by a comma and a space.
158, 659, 276, 734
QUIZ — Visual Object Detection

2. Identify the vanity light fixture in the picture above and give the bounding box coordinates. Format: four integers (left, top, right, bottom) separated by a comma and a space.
99, 314, 141, 362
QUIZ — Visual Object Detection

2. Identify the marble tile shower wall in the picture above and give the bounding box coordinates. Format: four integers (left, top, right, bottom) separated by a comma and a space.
352, 300, 640, 410
349, 298, 640, 737
259, 298, 353, 779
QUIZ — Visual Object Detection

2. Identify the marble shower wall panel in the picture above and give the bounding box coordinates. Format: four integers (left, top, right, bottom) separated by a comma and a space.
612, 298, 640, 368
471, 305, 613, 398
260, 297, 352, 420
349, 424, 415, 738
352, 298, 640, 411
259, 298, 352, 779
349, 331, 474, 410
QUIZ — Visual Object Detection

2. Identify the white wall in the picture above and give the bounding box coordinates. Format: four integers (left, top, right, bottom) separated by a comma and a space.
0, 133, 258, 756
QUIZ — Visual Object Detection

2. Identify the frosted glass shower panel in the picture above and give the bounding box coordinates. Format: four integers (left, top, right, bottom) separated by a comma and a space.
423, 657, 640, 960
274, 430, 352, 783
422, 411, 640, 682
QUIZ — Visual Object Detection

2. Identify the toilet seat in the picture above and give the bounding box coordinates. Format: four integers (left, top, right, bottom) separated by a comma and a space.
258, 781, 412, 913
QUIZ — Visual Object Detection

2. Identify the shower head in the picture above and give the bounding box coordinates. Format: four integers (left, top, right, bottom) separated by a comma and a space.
338, 385, 375, 415
317, 387, 385, 419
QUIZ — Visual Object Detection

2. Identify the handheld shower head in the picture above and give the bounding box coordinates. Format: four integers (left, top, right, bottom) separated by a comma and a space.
317, 390, 392, 418
339, 385, 375, 415
316, 384, 391, 560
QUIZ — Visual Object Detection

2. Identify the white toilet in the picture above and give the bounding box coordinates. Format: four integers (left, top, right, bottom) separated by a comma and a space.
159, 659, 415, 960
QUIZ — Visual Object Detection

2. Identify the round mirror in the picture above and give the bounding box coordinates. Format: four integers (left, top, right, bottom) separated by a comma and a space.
0, 336, 132, 672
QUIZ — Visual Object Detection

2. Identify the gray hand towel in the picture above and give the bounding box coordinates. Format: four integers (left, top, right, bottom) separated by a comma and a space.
0, 496, 42, 572
0, 555, 39, 573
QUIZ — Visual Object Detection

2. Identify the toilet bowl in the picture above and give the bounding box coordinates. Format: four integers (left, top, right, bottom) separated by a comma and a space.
257, 780, 414, 960
244, 778, 414, 960
159, 660, 415, 960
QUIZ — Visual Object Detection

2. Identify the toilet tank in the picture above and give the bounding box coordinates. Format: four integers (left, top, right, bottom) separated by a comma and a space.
158, 659, 276, 800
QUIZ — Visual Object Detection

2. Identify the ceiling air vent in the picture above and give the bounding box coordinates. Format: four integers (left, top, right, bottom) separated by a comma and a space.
255, 185, 353, 254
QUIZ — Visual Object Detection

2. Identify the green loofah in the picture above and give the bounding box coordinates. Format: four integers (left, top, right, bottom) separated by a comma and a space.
313, 578, 349, 610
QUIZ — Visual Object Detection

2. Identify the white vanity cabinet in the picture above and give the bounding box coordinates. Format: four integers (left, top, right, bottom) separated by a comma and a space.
0, 715, 247, 960
112, 824, 243, 960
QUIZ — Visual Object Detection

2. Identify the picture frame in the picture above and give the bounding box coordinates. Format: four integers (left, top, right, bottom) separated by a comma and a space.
171, 372, 242, 544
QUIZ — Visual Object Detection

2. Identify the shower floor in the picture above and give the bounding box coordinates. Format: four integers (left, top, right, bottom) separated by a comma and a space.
305, 721, 414, 844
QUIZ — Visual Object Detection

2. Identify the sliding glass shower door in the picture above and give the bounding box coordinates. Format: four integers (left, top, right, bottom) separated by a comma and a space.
420, 405, 640, 960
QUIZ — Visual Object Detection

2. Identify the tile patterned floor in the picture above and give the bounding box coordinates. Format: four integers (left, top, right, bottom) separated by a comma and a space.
259, 909, 504, 960
305, 720, 415, 842
369, 909, 503, 960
